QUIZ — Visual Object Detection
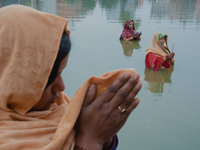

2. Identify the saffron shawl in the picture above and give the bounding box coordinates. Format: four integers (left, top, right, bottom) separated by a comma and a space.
0, 5, 140, 150
120, 20, 136, 39
145, 32, 170, 57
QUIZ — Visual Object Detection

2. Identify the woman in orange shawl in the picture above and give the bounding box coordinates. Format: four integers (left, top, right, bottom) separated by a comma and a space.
0, 5, 142, 150
145, 32, 175, 71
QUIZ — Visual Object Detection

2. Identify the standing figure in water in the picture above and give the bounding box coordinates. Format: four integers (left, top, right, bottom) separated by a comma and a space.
145, 32, 175, 71
120, 20, 142, 41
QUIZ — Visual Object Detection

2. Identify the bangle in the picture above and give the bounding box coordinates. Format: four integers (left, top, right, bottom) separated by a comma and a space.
163, 56, 167, 62
132, 36, 134, 39
74, 146, 88, 150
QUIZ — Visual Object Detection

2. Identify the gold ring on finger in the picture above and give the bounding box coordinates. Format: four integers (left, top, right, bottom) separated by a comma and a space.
118, 106, 126, 114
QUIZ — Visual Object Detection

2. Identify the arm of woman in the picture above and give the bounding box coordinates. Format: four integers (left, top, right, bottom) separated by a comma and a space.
162, 60, 171, 68
75, 72, 142, 150
163, 52, 175, 68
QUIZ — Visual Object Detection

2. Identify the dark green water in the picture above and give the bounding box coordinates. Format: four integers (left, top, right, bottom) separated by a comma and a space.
1, 0, 200, 149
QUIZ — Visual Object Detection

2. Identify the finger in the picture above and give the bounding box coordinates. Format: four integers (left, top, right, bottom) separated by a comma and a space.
109, 73, 141, 108
122, 98, 140, 117
119, 81, 142, 110
97, 72, 132, 103
83, 84, 96, 107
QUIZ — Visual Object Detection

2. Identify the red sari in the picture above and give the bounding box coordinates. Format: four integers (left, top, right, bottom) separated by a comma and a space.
145, 52, 171, 71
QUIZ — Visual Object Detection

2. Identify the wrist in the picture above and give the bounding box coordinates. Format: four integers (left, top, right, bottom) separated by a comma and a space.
74, 145, 88, 150
75, 135, 103, 150
103, 137, 113, 150
103, 135, 117, 150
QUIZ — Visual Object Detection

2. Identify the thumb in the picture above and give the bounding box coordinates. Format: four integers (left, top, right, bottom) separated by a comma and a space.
83, 84, 96, 107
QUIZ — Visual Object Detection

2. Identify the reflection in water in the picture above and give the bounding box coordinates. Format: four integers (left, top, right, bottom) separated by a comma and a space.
98, 0, 119, 10
56, 0, 96, 18
1, 0, 199, 29
119, 0, 142, 29
56, 0, 96, 29
170, 0, 197, 26
56, 0, 97, 29
120, 40, 141, 56
195, 0, 200, 25
98, 0, 142, 29
0, 0, 97, 29
150, 0, 198, 27
150, 0, 170, 20
144, 67, 174, 96
0, 0, 42, 10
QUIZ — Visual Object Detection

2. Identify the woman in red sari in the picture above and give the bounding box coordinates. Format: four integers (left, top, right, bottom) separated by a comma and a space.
120, 20, 141, 41
145, 32, 175, 71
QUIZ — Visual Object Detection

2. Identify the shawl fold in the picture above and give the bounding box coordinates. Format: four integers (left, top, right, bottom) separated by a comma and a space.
145, 32, 169, 57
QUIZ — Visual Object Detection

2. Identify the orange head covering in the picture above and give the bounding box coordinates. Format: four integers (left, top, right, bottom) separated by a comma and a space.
0, 5, 70, 115
0, 4, 75, 150
145, 32, 170, 57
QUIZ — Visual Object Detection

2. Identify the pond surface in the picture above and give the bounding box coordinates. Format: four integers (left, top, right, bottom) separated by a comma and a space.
1, 0, 200, 150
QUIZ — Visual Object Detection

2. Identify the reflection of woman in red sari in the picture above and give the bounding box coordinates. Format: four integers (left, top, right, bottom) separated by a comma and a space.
145, 32, 175, 71
144, 67, 174, 94
120, 20, 141, 41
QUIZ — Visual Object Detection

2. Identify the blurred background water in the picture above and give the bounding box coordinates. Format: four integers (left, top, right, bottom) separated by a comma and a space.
1, 0, 200, 149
